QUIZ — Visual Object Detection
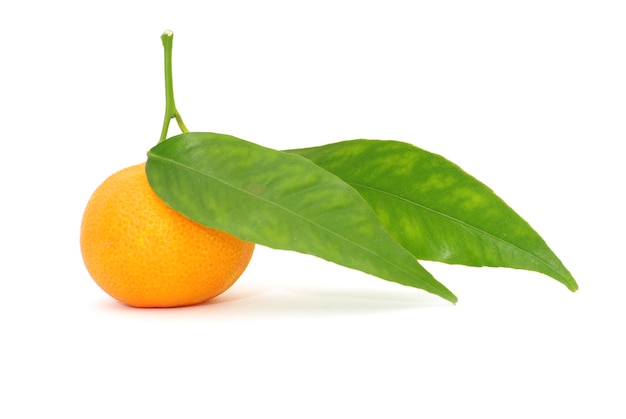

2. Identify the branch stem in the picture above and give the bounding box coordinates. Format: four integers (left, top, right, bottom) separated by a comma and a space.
159, 30, 188, 144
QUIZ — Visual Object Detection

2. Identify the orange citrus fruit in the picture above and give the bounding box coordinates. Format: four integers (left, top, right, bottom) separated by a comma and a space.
80, 163, 255, 308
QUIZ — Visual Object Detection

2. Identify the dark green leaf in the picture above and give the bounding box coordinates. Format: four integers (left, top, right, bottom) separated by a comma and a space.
288, 139, 577, 292
146, 132, 457, 303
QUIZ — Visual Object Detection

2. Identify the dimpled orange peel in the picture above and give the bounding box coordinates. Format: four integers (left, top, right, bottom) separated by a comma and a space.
80, 163, 254, 308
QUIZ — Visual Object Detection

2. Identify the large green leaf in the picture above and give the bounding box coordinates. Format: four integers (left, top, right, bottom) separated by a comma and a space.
288, 139, 577, 291
146, 132, 457, 303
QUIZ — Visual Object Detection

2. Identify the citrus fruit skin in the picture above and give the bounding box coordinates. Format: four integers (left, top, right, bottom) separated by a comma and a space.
80, 163, 255, 308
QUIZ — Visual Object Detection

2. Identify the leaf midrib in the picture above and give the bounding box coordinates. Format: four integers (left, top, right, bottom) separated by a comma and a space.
350, 181, 571, 285
148, 152, 441, 288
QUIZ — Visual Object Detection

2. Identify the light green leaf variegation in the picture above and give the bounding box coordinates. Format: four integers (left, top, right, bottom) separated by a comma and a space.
288, 139, 577, 292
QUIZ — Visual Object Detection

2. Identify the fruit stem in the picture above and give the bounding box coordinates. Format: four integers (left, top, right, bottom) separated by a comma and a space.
158, 30, 188, 144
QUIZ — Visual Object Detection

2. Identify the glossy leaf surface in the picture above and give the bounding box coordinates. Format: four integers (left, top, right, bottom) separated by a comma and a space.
288, 140, 577, 291
146, 133, 457, 303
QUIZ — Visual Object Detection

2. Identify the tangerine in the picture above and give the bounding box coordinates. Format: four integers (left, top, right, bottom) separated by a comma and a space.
80, 163, 255, 308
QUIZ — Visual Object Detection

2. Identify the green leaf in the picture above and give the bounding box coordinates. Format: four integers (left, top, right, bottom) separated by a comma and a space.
288, 139, 578, 292
146, 132, 457, 303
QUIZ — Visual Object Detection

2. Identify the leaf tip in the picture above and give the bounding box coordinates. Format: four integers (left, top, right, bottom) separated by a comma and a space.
567, 280, 579, 293
438, 288, 458, 305
555, 269, 578, 293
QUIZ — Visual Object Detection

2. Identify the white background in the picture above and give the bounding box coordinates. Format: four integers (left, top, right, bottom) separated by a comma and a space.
1, 1, 624, 418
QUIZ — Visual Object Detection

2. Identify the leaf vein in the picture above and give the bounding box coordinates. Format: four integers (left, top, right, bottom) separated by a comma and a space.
149, 153, 426, 281
349, 181, 568, 282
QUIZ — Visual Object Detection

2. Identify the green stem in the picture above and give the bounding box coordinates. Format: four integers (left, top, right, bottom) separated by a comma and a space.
159, 30, 188, 144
